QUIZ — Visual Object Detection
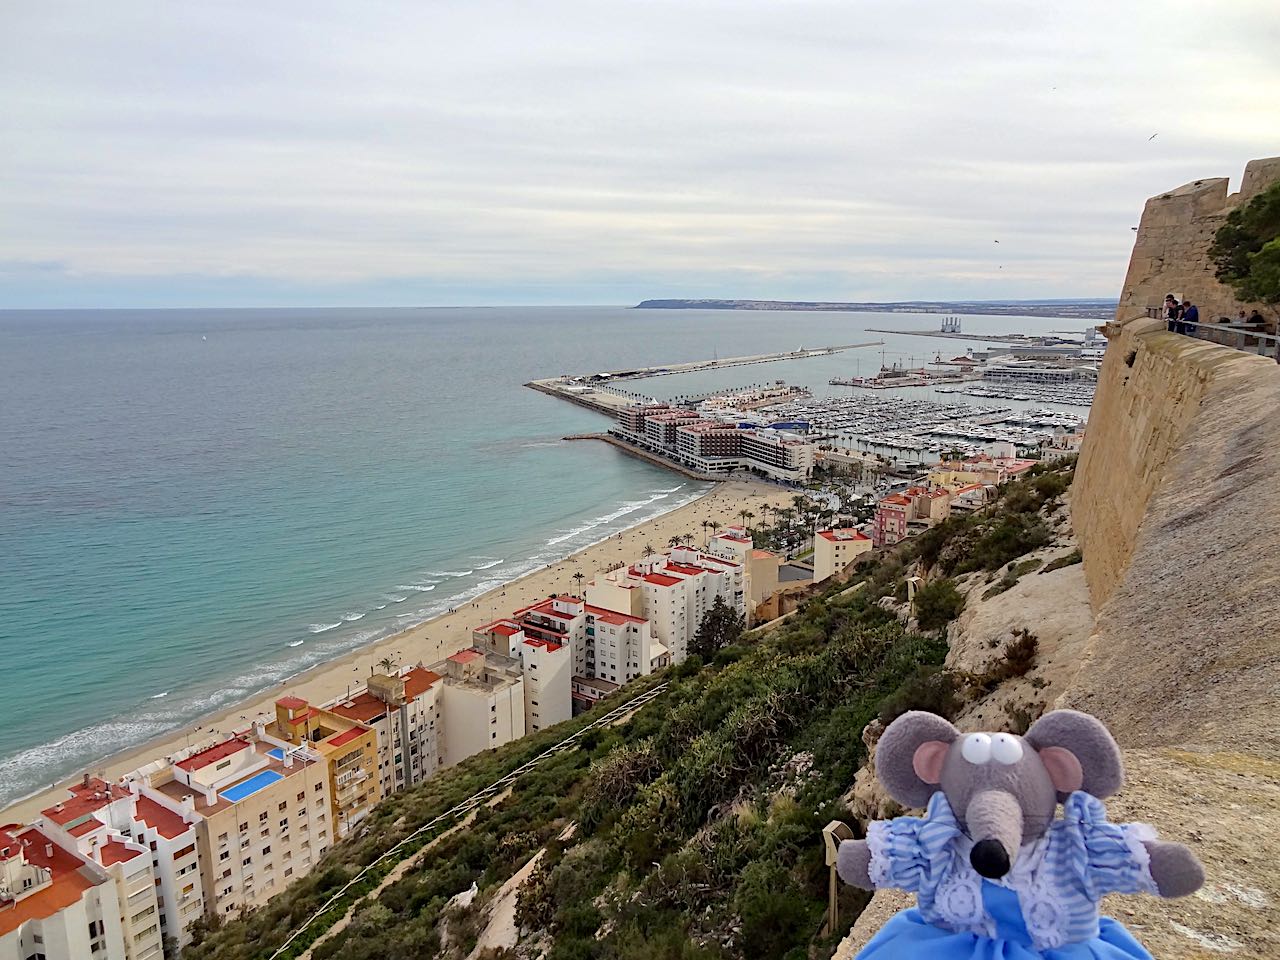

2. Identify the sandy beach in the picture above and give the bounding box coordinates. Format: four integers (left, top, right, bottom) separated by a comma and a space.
1, 478, 794, 826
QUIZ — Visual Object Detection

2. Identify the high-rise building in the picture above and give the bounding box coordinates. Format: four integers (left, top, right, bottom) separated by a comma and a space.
473, 619, 573, 732
0, 822, 130, 960
142, 733, 334, 916
268, 698, 381, 839
813, 528, 874, 581
328, 666, 443, 797
435, 650, 526, 767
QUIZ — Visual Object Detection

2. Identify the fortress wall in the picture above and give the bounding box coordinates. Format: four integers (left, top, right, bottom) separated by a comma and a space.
1114, 157, 1280, 326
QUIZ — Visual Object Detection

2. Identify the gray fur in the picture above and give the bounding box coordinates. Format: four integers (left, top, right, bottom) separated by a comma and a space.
1024, 709, 1125, 800
837, 838, 874, 889
876, 711, 960, 808
1144, 840, 1205, 898
868, 709, 1201, 894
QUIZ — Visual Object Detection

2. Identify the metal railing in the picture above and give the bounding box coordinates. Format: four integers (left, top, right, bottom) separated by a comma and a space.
1146, 307, 1280, 361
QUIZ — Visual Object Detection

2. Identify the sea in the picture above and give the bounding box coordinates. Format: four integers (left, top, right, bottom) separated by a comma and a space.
0, 305, 1080, 808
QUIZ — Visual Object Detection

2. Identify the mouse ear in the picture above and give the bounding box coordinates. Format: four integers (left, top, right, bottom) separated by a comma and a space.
876, 711, 959, 808
1025, 710, 1124, 800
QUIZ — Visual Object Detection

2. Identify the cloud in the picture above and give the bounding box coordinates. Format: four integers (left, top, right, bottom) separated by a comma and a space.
1, 0, 1278, 307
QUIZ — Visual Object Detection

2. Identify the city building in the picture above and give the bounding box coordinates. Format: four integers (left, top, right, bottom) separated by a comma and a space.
589, 546, 744, 662
0, 823, 129, 960
813, 528, 873, 581
707, 526, 780, 608
613, 405, 817, 482
35, 777, 176, 960
473, 618, 573, 732
435, 649, 526, 767
139, 733, 333, 917
928, 454, 1037, 489
327, 666, 444, 798
268, 698, 381, 839
873, 493, 913, 547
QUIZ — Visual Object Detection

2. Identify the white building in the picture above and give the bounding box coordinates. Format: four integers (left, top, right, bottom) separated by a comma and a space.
36, 778, 170, 960
707, 526, 781, 609
0, 823, 129, 960
589, 546, 744, 663
328, 666, 444, 797
435, 649, 526, 767
473, 619, 574, 732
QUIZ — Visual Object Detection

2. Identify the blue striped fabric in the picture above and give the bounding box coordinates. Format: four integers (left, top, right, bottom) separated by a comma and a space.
865, 790, 1158, 951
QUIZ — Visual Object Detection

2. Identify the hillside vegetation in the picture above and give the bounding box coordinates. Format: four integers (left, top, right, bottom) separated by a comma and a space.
187, 460, 1075, 960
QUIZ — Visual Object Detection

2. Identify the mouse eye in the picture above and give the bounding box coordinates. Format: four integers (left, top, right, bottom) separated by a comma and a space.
991, 733, 1023, 765
961, 733, 992, 764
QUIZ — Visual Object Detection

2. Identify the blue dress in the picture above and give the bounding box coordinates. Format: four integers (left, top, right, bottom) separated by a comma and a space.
855, 791, 1160, 960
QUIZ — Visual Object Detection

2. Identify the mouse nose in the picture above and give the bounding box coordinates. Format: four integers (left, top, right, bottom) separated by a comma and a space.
970, 839, 1010, 878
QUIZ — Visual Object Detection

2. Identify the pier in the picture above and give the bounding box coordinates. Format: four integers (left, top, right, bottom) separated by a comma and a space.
526, 340, 882, 418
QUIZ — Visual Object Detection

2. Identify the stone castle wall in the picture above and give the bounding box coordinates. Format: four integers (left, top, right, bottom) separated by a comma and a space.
1077, 159, 1280, 609
1114, 157, 1280, 327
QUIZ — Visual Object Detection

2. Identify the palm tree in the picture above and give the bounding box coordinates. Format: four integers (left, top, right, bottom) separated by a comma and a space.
572, 571, 585, 594
740, 509, 755, 532
680, 532, 695, 547
667, 535, 682, 548
642, 543, 655, 557
377, 656, 396, 674
700, 519, 711, 542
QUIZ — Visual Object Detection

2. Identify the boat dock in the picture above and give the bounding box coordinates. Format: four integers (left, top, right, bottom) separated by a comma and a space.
526, 340, 883, 418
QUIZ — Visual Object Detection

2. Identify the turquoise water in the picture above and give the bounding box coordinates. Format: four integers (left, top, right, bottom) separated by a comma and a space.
0, 306, 1070, 806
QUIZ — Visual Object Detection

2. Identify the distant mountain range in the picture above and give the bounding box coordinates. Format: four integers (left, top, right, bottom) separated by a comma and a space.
634, 298, 1119, 320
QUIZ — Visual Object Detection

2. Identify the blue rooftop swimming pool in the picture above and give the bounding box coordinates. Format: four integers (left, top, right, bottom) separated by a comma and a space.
220, 769, 284, 803
267, 747, 285, 760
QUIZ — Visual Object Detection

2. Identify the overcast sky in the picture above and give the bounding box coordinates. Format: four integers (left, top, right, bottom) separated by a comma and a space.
2, 1, 1278, 308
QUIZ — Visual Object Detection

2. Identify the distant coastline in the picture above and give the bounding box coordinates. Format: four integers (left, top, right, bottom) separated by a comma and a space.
634, 298, 1118, 320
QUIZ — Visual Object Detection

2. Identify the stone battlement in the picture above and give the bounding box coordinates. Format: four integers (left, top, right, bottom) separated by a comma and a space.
1115, 157, 1280, 327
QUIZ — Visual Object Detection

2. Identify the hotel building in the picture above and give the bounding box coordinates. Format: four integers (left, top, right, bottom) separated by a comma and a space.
472, 618, 573, 733
613, 405, 816, 482
141, 733, 334, 917
707, 526, 780, 608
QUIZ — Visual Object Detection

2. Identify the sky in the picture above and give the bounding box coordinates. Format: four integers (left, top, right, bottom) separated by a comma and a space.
2, 1, 1278, 309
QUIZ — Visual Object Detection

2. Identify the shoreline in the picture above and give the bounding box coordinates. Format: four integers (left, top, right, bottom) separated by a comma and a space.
0, 478, 794, 826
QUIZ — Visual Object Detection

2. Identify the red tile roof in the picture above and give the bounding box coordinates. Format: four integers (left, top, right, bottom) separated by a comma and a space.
176, 737, 250, 772
751, 549, 777, 560
328, 691, 387, 725
404, 667, 443, 700
880, 494, 912, 507
522, 638, 563, 652
327, 727, 366, 749
449, 649, 483, 664
99, 839, 144, 867
0, 828, 97, 936
41, 779, 125, 825
818, 529, 871, 542
276, 695, 309, 710
643, 573, 682, 587
585, 603, 648, 626
134, 795, 191, 840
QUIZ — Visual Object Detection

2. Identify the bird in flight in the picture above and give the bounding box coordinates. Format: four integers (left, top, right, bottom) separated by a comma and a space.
1148, 133, 1159, 141
993, 240, 1000, 244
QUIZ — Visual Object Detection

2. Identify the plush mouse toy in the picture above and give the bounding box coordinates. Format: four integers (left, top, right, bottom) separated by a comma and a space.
837, 710, 1204, 959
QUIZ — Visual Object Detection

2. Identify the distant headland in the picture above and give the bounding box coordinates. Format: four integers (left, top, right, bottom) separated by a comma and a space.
634, 298, 1118, 320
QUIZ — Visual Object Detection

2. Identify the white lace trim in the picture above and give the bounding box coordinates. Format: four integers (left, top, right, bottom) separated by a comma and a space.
1121, 822, 1159, 894
865, 821, 892, 888
1003, 837, 1066, 950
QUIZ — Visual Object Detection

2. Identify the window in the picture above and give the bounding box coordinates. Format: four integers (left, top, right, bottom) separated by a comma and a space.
278, 801, 287, 812
219, 851, 230, 861
297, 791, 305, 802
242, 856, 252, 866
314, 783, 323, 792
221, 869, 231, 880
262, 845, 271, 855
259, 811, 268, 822
239, 822, 248, 832
218, 832, 229, 844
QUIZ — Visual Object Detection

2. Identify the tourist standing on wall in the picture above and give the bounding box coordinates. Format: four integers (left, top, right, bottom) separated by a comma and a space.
1181, 299, 1200, 334
1165, 294, 1182, 332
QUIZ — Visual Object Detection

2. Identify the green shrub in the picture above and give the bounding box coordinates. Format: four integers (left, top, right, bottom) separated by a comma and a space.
913, 579, 965, 631
1040, 549, 1082, 574
878, 666, 964, 725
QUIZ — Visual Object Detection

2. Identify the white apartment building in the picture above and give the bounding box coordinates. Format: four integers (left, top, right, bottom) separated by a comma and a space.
473, 619, 573, 733
138, 733, 333, 917
37, 779, 166, 960
435, 649, 526, 767
707, 526, 781, 609
329, 666, 443, 797
0, 823, 128, 960
589, 546, 744, 663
